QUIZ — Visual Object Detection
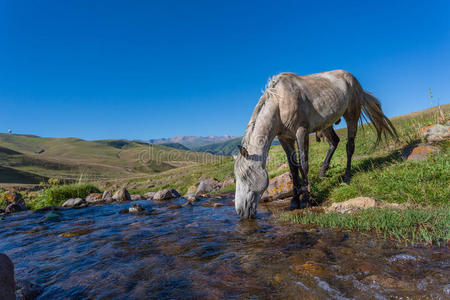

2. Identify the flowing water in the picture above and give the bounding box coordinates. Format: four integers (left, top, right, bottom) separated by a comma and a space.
1, 197, 449, 299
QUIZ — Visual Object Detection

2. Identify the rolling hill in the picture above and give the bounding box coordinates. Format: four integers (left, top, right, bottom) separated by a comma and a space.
0, 134, 222, 184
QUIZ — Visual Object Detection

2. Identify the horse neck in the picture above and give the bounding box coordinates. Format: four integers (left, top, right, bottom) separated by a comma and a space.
245, 100, 279, 164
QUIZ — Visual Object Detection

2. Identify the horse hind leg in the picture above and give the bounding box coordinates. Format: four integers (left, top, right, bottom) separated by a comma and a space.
319, 127, 340, 178
278, 137, 302, 210
343, 114, 359, 183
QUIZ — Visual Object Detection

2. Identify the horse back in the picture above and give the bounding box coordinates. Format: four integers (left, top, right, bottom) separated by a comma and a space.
275, 70, 356, 133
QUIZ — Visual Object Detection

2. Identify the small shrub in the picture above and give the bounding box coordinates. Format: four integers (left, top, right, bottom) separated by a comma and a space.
28, 183, 101, 210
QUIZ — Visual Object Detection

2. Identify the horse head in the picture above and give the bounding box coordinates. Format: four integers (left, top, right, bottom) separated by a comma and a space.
233, 145, 269, 218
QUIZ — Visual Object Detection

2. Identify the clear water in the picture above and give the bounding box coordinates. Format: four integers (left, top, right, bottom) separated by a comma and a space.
1, 197, 448, 299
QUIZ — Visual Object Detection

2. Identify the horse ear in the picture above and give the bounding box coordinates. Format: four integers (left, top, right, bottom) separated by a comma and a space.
238, 145, 249, 159
232, 153, 238, 160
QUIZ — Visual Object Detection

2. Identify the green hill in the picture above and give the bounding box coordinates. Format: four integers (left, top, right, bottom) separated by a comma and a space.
0, 134, 222, 183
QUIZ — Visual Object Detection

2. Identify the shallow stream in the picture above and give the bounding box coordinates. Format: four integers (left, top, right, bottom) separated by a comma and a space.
1, 197, 448, 299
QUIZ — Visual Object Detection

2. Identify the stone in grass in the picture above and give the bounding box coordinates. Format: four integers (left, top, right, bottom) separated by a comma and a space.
405, 143, 440, 161
420, 124, 450, 142
326, 197, 378, 213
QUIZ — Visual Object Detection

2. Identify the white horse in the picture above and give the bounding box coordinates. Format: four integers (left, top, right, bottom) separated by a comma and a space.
234, 70, 397, 218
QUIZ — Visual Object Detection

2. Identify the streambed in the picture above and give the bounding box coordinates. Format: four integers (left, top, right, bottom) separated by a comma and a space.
1, 197, 448, 299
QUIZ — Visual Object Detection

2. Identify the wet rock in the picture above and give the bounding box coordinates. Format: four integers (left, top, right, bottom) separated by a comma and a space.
195, 179, 221, 196
181, 201, 192, 207
168, 204, 182, 209
420, 124, 450, 142
129, 204, 145, 213
3, 191, 26, 213
261, 172, 293, 202
144, 192, 155, 200
62, 198, 86, 208
404, 143, 440, 161
33, 206, 62, 213
184, 185, 198, 201
102, 190, 112, 200
15, 279, 44, 300
112, 188, 131, 202
4, 191, 24, 205
0, 253, 15, 300
213, 202, 224, 208
119, 208, 129, 214
292, 261, 325, 276
357, 261, 379, 273
153, 189, 180, 201
5, 202, 26, 214
130, 194, 143, 201
44, 211, 62, 221
86, 193, 103, 204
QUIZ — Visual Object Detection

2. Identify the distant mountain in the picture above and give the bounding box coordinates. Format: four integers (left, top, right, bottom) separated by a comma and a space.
192, 137, 280, 156
159, 143, 190, 151
148, 135, 237, 149
192, 137, 243, 156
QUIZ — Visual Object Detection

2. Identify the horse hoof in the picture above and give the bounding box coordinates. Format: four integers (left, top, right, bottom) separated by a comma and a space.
289, 199, 301, 210
343, 174, 351, 184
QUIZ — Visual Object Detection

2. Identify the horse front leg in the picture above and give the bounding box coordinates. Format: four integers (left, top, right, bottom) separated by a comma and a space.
296, 127, 310, 208
279, 137, 302, 210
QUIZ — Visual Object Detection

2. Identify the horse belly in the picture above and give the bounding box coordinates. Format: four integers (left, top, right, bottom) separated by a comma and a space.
308, 94, 349, 132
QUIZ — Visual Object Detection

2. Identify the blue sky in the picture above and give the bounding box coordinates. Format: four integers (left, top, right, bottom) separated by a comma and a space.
1, 0, 449, 140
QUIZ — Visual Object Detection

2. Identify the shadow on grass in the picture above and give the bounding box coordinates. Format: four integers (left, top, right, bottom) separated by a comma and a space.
310, 140, 421, 205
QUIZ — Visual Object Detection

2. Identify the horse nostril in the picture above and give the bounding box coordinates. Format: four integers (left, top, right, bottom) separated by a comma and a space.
236, 208, 243, 216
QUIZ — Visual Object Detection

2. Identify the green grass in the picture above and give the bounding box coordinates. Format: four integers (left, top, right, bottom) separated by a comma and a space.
280, 207, 450, 246
27, 183, 101, 210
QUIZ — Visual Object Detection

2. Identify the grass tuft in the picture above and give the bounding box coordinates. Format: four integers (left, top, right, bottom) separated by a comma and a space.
28, 183, 101, 210
280, 207, 450, 246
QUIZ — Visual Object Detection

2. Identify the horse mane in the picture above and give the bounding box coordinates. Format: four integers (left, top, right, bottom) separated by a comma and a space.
241, 75, 281, 147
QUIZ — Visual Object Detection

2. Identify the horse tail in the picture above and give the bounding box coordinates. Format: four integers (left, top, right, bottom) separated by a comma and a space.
360, 91, 399, 145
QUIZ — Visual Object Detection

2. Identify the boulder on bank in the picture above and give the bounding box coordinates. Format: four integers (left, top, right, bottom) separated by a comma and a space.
85, 193, 103, 204
130, 194, 143, 201
3, 191, 27, 213
261, 172, 293, 202
112, 188, 131, 202
195, 179, 221, 196
153, 189, 180, 201
420, 123, 450, 142
5, 203, 26, 214
102, 190, 112, 201
0, 253, 15, 300
62, 198, 85, 208
144, 192, 155, 200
